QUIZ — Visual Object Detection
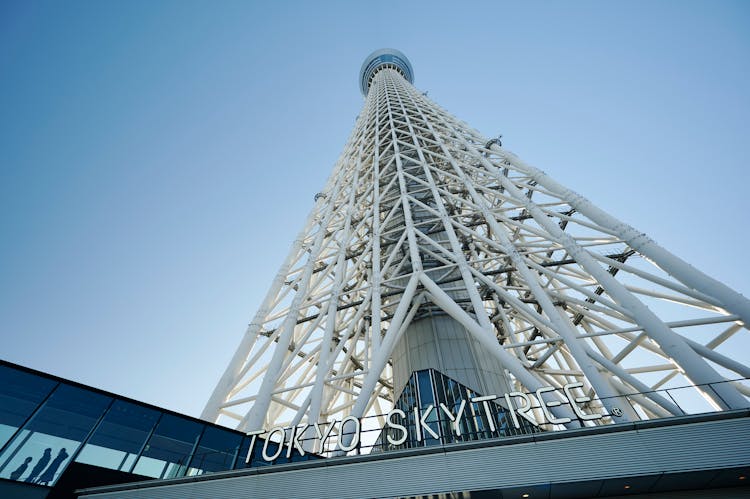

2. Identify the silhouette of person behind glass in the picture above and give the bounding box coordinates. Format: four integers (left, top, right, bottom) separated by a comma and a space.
25, 448, 51, 483
10, 457, 33, 481
37, 448, 69, 485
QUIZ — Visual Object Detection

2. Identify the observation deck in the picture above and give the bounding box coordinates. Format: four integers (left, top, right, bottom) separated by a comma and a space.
359, 48, 413, 95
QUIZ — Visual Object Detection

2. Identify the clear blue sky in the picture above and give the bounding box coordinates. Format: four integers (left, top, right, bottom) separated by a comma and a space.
1, 1, 748, 419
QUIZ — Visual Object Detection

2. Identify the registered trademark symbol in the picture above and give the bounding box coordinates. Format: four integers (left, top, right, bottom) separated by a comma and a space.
611, 407, 623, 417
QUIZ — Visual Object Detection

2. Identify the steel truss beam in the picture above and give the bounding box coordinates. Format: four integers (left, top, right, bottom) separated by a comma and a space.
203, 63, 750, 451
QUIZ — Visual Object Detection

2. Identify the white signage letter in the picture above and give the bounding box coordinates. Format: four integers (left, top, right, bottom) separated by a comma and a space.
386, 409, 408, 446
564, 382, 603, 421
338, 416, 361, 452
504, 392, 539, 429
315, 421, 336, 451
286, 425, 306, 458
414, 405, 439, 441
470, 395, 498, 432
262, 427, 286, 461
244, 429, 265, 464
439, 400, 467, 436
308, 422, 327, 454
535, 386, 571, 425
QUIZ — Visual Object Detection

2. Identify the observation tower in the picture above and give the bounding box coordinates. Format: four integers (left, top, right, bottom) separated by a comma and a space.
202, 49, 750, 453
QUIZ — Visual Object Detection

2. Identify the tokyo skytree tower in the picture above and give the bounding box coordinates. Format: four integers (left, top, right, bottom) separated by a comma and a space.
202, 49, 750, 446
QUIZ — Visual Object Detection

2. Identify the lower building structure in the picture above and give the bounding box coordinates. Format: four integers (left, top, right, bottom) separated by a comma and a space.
2, 358, 749, 498
0, 360, 310, 499
78, 408, 750, 498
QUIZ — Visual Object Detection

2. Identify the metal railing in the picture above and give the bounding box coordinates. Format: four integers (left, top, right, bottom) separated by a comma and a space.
185, 377, 749, 470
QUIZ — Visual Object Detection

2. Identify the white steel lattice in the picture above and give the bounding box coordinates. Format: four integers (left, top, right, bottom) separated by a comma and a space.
202, 51, 750, 448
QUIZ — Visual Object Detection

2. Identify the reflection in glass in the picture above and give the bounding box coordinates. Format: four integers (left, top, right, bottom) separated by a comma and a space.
237, 435, 273, 468
37, 447, 69, 485
75, 400, 160, 472
132, 414, 203, 479
0, 365, 57, 450
187, 426, 242, 476
0, 383, 112, 486
0, 362, 308, 486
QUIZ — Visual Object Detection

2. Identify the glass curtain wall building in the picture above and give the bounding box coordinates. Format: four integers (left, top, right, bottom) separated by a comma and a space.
0, 360, 310, 498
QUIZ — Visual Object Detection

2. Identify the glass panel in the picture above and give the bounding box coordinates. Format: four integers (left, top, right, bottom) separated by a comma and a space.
416, 370, 440, 445
289, 444, 313, 462
0, 383, 111, 486
75, 400, 160, 472
187, 426, 241, 476
379, 368, 540, 451
132, 414, 202, 479
0, 365, 57, 450
394, 372, 418, 449
235, 436, 252, 468
416, 370, 435, 407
